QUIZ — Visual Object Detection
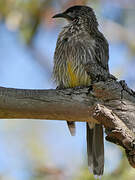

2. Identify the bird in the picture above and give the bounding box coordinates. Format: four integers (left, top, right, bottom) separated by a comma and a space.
52, 5, 109, 177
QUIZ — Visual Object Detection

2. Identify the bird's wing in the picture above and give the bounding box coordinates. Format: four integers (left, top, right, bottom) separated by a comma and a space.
94, 32, 109, 71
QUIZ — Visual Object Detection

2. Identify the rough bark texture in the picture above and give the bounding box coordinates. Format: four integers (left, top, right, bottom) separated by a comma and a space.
0, 78, 135, 168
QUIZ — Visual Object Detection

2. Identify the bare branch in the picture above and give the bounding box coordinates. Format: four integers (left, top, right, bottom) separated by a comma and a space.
0, 78, 135, 168
0, 86, 98, 122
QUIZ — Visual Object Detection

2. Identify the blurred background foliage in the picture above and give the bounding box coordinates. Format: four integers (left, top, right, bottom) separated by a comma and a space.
0, 0, 135, 180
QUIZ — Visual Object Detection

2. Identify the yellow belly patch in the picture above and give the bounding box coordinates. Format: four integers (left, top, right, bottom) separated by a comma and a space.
66, 61, 91, 88
67, 61, 79, 87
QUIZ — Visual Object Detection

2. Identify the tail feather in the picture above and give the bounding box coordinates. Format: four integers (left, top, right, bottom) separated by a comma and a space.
93, 124, 104, 175
67, 121, 76, 136
87, 123, 104, 176
87, 123, 94, 173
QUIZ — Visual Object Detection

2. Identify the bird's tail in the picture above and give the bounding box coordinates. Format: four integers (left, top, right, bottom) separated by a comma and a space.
87, 123, 104, 176
67, 121, 76, 136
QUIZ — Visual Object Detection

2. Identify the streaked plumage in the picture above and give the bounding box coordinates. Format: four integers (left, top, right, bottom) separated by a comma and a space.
53, 5, 109, 176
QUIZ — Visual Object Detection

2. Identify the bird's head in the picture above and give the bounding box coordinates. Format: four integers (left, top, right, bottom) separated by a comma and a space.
52, 5, 98, 29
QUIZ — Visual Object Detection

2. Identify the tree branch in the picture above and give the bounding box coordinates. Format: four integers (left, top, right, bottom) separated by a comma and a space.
0, 86, 97, 122
90, 104, 135, 168
0, 78, 135, 168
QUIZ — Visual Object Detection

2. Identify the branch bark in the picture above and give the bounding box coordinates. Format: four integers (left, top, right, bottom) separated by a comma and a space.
0, 78, 135, 168
0, 86, 97, 122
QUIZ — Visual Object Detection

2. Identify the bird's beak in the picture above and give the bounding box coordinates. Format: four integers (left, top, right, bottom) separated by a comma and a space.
52, 13, 73, 21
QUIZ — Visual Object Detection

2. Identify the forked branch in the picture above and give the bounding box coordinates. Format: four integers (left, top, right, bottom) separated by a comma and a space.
0, 79, 134, 167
